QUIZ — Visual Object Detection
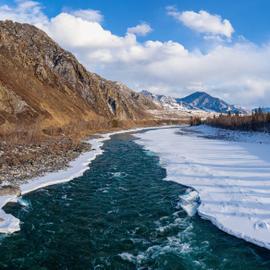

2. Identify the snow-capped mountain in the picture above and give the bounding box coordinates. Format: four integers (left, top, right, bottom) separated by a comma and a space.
140, 90, 196, 112
141, 90, 247, 114
178, 91, 247, 114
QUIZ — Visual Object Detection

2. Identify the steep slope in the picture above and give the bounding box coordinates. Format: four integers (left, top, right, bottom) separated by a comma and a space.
0, 20, 158, 136
177, 91, 247, 114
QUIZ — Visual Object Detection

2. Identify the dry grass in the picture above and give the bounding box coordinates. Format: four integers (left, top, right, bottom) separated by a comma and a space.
0, 117, 189, 185
0, 118, 189, 146
190, 116, 202, 126
0, 124, 42, 145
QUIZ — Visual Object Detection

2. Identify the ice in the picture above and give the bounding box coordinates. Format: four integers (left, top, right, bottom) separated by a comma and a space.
189, 124, 270, 144
134, 126, 270, 250
0, 196, 20, 233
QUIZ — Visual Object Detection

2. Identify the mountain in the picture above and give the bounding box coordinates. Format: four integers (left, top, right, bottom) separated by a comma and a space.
141, 90, 247, 115
177, 91, 247, 114
0, 20, 160, 138
140, 90, 196, 112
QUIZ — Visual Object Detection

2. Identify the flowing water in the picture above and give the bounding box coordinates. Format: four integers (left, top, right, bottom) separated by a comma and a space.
1, 131, 270, 269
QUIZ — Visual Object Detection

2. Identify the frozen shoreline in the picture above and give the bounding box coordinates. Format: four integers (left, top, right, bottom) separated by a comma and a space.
0, 126, 173, 234
189, 124, 270, 144
134, 125, 270, 250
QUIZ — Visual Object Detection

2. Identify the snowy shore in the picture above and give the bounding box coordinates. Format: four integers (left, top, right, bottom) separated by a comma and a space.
0, 126, 172, 234
134, 125, 270, 250
0, 133, 110, 233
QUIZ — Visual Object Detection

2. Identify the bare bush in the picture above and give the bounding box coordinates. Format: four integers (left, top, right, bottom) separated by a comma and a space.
205, 110, 270, 132
190, 117, 202, 126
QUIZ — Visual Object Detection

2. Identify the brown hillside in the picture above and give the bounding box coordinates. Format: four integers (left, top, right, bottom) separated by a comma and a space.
0, 20, 160, 138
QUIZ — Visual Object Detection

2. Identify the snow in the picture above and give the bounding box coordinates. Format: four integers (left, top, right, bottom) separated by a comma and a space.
190, 124, 270, 144
0, 126, 172, 234
141, 90, 212, 116
134, 126, 270, 250
0, 134, 112, 234
0, 196, 20, 233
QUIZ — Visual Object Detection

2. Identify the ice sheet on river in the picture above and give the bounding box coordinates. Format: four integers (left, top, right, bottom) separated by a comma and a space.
134, 126, 270, 249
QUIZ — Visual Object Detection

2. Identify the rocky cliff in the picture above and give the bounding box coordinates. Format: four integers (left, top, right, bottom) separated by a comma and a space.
0, 20, 158, 137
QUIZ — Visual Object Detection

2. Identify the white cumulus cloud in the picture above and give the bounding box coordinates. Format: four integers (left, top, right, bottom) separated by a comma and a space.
70, 9, 103, 23
167, 7, 234, 39
0, 0, 48, 26
0, 1, 270, 108
127, 23, 152, 36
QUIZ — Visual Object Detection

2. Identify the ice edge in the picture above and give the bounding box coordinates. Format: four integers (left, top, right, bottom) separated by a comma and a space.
0, 125, 175, 234
134, 126, 270, 250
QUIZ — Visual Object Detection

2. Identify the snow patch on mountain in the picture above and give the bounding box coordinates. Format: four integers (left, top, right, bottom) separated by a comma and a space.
178, 91, 247, 114
141, 90, 247, 115
140, 90, 200, 112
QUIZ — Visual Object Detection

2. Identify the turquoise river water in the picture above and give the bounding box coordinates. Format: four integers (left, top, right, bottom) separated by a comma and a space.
1, 131, 270, 269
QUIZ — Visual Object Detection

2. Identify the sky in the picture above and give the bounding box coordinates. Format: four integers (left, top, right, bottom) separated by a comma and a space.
1, 0, 270, 108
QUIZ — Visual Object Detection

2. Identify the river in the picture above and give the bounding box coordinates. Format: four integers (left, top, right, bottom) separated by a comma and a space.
1, 129, 270, 269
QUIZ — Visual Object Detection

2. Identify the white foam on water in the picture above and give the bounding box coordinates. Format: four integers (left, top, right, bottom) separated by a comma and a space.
178, 189, 200, 217
134, 126, 270, 250
17, 197, 31, 208
119, 252, 137, 263
111, 172, 127, 178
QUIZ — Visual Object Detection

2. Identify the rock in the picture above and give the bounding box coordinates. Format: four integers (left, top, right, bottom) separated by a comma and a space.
0, 139, 92, 186
0, 185, 21, 196
0, 20, 159, 135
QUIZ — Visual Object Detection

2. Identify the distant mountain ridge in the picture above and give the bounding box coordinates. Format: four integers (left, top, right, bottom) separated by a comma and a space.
178, 91, 247, 114
140, 90, 196, 112
141, 90, 247, 114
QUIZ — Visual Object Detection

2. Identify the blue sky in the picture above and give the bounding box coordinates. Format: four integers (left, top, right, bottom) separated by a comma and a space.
4, 0, 269, 46
0, 0, 270, 107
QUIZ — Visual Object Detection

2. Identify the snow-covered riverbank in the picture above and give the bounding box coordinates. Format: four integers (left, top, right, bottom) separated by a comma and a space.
0, 126, 175, 234
189, 124, 270, 144
0, 133, 110, 233
134, 125, 270, 250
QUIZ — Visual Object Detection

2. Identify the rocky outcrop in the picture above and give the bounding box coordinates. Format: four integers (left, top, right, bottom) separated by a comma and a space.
0, 20, 159, 136
0, 185, 21, 196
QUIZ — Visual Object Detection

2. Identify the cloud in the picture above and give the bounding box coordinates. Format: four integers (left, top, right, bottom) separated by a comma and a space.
167, 7, 234, 39
70, 9, 103, 23
45, 13, 126, 49
0, 1, 270, 107
127, 23, 152, 36
0, 0, 48, 26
